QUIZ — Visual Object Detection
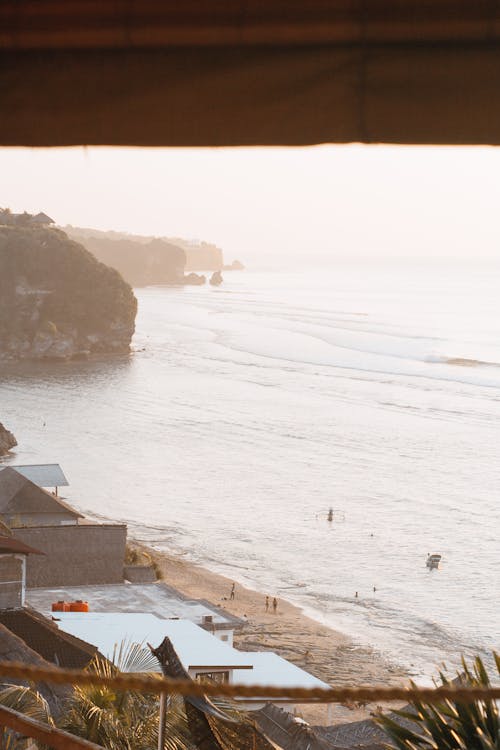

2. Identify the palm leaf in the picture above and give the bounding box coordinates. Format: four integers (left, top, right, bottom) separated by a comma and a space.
61, 639, 195, 750
377, 653, 500, 750
0, 684, 54, 750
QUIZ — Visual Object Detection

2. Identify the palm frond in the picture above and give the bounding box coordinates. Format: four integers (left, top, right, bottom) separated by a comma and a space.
61, 639, 195, 750
0, 684, 54, 750
377, 653, 500, 750
111, 639, 160, 675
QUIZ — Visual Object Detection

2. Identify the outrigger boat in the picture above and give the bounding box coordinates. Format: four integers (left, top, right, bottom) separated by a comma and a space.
426, 553, 442, 569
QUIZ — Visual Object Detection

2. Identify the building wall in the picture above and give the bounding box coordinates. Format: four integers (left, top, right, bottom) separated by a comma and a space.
0, 554, 23, 609
4, 512, 78, 528
13, 524, 127, 587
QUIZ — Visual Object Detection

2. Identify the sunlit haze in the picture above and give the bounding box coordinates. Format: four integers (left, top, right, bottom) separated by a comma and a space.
2, 145, 500, 268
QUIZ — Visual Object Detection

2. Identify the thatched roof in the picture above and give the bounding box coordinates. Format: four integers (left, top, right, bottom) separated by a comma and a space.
313, 718, 388, 750
0, 608, 97, 670
2, 2, 500, 146
0, 622, 71, 715
255, 703, 332, 750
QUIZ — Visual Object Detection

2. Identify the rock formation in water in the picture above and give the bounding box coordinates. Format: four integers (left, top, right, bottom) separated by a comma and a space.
0, 422, 17, 456
0, 225, 137, 360
209, 271, 223, 286
223, 260, 245, 271
183, 272, 206, 285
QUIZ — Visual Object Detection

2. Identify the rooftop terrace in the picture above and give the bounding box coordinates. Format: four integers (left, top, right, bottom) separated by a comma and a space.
27, 581, 243, 630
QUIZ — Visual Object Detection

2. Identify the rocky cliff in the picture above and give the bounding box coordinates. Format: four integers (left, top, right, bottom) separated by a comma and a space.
0, 226, 137, 360
0, 422, 17, 456
77, 235, 186, 286
172, 240, 223, 271
65, 226, 230, 279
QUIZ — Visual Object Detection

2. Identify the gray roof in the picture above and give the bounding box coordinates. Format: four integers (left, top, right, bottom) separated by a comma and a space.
31, 212, 55, 224
2, 464, 69, 488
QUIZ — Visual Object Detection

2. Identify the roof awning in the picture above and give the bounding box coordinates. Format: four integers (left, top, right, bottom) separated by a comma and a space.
2, 464, 69, 488
2, 2, 500, 147
0, 535, 44, 556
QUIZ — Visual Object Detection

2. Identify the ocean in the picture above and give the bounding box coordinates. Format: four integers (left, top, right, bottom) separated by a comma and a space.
1, 263, 499, 681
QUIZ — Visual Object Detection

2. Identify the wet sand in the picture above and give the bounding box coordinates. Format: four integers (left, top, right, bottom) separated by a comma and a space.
133, 541, 409, 724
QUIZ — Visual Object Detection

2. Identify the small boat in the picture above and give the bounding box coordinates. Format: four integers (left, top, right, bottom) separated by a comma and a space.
426, 553, 442, 569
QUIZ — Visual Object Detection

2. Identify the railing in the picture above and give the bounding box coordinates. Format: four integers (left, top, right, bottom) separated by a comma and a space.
1, 660, 499, 704
0, 704, 104, 750
0, 660, 498, 750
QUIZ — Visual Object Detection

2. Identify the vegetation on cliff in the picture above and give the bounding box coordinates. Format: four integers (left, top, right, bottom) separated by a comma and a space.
0, 225, 137, 360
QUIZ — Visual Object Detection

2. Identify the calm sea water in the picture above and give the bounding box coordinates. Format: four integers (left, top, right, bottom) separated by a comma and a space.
1, 263, 499, 680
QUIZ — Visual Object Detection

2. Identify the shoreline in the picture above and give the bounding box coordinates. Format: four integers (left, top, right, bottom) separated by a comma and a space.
132, 539, 410, 724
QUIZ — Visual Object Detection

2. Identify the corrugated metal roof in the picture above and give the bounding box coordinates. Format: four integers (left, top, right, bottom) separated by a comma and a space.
1, 464, 69, 488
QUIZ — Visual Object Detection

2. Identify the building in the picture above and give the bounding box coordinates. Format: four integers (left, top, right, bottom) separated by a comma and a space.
28, 581, 242, 644
0, 210, 54, 227
0, 467, 81, 527
228, 650, 331, 711
31, 212, 55, 225
53, 610, 331, 712
53, 612, 254, 682
15, 523, 127, 588
0, 535, 43, 609
0, 467, 127, 587
0, 463, 69, 496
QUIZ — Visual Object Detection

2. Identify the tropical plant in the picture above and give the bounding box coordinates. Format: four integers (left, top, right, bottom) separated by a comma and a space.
377, 653, 500, 750
0, 684, 53, 750
61, 640, 194, 750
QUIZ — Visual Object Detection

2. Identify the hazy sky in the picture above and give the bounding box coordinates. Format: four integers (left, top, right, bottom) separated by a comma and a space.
2, 145, 500, 267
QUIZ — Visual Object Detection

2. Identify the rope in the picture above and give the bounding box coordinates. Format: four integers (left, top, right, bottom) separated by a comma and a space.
0, 660, 499, 705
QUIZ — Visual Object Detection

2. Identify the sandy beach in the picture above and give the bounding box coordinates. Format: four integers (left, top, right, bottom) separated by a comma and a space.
133, 541, 409, 724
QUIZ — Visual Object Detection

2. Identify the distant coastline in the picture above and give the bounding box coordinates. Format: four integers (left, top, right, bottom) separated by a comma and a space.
65, 225, 245, 286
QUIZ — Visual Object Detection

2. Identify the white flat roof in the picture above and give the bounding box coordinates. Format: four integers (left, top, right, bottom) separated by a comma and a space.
232, 651, 330, 700
1, 464, 69, 487
54, 613, 253, 672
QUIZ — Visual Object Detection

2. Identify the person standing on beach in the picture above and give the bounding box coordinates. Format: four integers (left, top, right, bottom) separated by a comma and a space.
230, 583, 235, 600
265, 596, 269, 612
272, 597, 278, 614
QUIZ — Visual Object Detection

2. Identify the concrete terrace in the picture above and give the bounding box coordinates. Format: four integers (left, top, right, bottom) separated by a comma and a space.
27, 581, 243, 630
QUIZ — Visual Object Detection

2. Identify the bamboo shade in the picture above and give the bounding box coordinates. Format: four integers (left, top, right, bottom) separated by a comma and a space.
2, 1, 500, 146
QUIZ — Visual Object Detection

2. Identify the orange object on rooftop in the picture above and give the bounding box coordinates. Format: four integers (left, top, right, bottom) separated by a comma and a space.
51, 601, 70, 612
69, 600, 89, 612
